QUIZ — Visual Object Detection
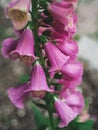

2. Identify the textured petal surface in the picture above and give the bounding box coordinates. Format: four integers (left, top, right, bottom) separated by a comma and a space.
1, 38, 18, 59
54, 98, 78, 128
10, 29, 37, 64
56, 40, 78, 56
45, 42, 69, 72
25, 62, 53, 97
61, 62, 83, 79
8, 83, 28, 109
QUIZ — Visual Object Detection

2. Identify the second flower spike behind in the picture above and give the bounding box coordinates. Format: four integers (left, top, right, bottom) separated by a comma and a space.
24, 61, 53, 98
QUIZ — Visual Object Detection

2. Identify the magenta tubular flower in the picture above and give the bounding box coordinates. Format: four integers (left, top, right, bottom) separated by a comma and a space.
52, 20, 67, 34
1, 38, 18, 59
56, 39, 79, 56
45, 42, 69, 72
10, 29, 37, 64
50, 28, 71, 41
24, 62, 53, 98
54, 90, 84, 128
52, 14, 77, 35
65, 14, 77, 33
64, 91, 84, 113
8, 83, 29, 109
61, 62, 83, 79
59, 76, 82, 90
59, 89, 84, 113
5, 0, 31, 30
54, 98, 77, 128
48, 3, 74, 26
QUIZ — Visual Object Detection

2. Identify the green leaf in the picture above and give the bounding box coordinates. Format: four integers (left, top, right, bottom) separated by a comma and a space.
31, 103, 49, 130
19, 74, 29, 83
68, 120, 94, 130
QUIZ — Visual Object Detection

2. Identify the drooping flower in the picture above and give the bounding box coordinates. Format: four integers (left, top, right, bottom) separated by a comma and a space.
48, 3, 74, 26
50, 28, 71, 41
10, 29, 37, 64
54, 98, 77, 128
57, 62, 83, 90
1, 38, 18, 59
8, 83, 29, 109
24, 61, 53, 98
5, 0, 31, 30
44, 42, 69, 72
47, 1, 78, 37
59, 90, 84, 114
59, 75, 82, 90
56, 39, 79, 56
61, 62, 83, 79
54, 90, 84, 128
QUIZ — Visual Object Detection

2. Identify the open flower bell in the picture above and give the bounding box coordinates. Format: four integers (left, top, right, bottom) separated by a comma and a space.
10, 29, 37, 64
54, 90, 84, 128
5, 0, 31, 30
25, 61, 53, 98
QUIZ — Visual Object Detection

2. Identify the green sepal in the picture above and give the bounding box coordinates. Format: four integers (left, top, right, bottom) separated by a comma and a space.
64, 120, 94, 130
39, 35, 47, 43
39, 0, 48, 8
32, 100, 47, 110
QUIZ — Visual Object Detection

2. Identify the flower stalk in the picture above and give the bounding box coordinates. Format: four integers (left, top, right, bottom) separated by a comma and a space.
31, 0, 55, 129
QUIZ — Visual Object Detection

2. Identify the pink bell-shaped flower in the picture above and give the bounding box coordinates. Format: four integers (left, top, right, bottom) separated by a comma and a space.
24, 61, 53, 98
54, 90, 84, 128
8, 83, 29, 109
54, 98, 78, 128
56, 39, 79, 56
1, 38, 18, 59
48, 3, 74, 26
59, 89, 84, 114
5, 0, 31, 30
10, 29, 37, 64
45, 42, 69, 72
50, 28, 71, 41
61, 62, 83, 79
59, 75, 82, 90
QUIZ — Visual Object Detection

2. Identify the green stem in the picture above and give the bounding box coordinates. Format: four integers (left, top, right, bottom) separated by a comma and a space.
48, 109, 55, 130
31, 0, 50, 83
45, 98, 55, 130
31, 1, 55, 130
